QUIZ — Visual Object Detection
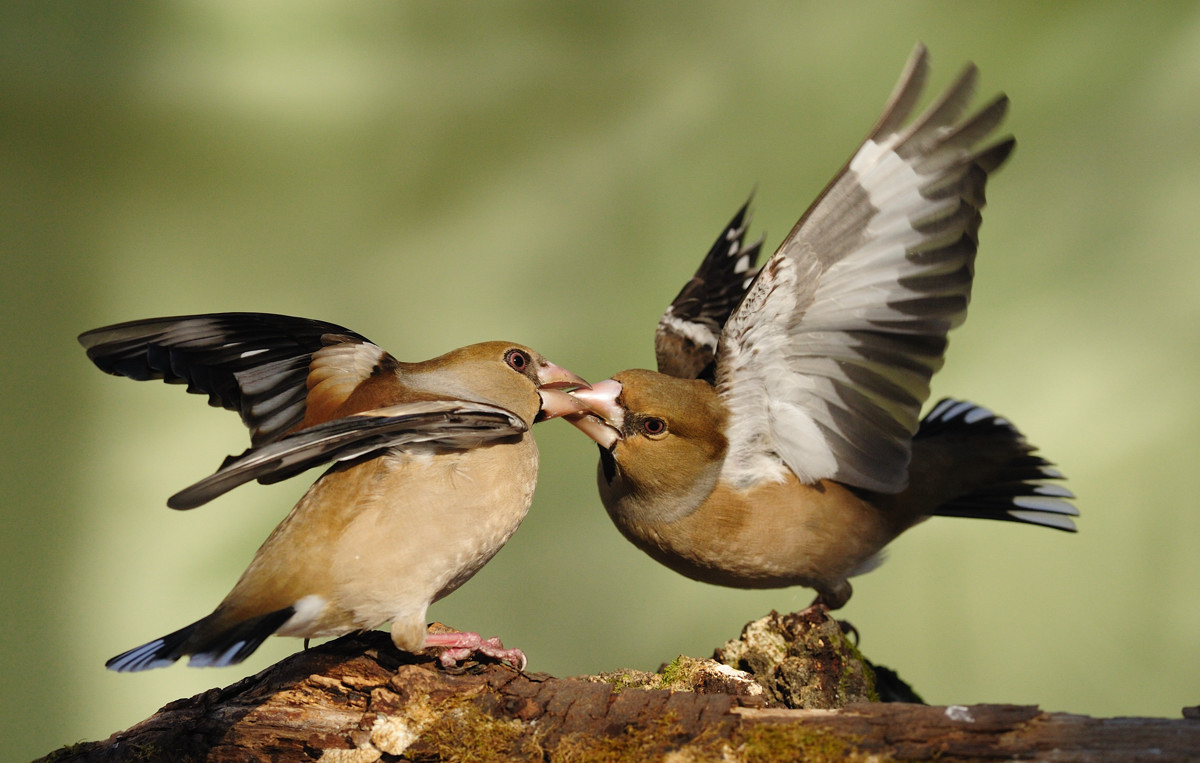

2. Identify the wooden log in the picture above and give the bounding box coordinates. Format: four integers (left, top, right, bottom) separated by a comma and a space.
38, 614, 1200, 762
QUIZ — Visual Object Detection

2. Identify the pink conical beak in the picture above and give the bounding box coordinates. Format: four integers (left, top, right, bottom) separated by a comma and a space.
563, 379, 623, 449
534, 361, 590, 422
536, 388, 592, 422
536, 361, 590, 391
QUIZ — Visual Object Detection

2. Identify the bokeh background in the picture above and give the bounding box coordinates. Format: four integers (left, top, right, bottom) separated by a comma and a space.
4, 2, 1199, 758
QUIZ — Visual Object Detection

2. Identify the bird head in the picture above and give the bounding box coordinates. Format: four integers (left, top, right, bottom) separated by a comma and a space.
566, 368, 728, 524
415, 341, 589, 426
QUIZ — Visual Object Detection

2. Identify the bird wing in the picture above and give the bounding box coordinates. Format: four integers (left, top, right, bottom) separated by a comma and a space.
716, 44, 1014, 493
167, 399, 527, 509
79, 312, 381, 447
655, 197, 764, 381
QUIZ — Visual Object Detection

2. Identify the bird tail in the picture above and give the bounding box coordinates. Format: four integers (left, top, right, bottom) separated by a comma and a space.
914, 398, 1077, 531
106, 606, 296, 672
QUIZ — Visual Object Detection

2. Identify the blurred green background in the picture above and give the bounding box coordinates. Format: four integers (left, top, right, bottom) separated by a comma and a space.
4, 2, 1199, 758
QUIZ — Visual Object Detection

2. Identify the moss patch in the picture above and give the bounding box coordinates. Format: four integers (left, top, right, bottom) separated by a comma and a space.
735, 722, 872, 763
553, 713, 725, 762
406, 694, 544, 762
659, 655, 702, 689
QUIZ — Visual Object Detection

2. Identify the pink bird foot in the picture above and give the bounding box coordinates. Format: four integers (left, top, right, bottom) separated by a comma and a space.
424, 628, 527, 671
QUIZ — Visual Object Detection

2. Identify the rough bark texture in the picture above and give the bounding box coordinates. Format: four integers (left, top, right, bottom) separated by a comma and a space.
38, 611, 1200, 762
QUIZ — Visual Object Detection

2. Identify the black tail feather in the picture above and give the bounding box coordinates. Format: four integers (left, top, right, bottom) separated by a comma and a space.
106, 620, 199, 672
106, 606, 296, 672
917, 398, 1077, 532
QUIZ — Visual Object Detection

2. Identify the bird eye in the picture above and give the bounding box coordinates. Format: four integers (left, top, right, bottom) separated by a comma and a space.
505, 349, 531, 372
641, 417, 667, 437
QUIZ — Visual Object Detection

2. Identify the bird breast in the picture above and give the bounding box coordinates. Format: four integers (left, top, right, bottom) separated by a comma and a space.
606, 473, 895, 591
334, 435, 539, 609
223, 433, 539, 640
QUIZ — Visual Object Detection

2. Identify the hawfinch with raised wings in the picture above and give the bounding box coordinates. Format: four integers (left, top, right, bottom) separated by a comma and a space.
567, 45, 1076, 611
80, 312, 588, 671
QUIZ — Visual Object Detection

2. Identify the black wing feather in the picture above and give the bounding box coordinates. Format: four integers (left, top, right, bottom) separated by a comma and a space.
655, 196, 764, 380
79, 312, 372, 447
168, 400, 526, 509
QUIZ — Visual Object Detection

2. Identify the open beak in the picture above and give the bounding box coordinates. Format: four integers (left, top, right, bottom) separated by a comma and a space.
536, 388, 592, 422
536, 361, 590, 391
563, 378, 623, 449
534, 361, 591, 422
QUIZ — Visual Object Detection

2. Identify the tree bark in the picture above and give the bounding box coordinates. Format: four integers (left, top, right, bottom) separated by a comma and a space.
39, 611, 1200, 762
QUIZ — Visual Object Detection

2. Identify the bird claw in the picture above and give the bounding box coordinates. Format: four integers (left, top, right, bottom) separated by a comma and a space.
424, 630, 527, 671
836, 619, 860, 645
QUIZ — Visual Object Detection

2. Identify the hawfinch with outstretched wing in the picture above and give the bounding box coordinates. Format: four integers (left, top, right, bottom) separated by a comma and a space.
80, 312, 588, 671
567, 45, 1076, 610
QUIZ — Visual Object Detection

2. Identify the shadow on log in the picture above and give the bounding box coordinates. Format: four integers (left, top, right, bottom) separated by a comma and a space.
38, 610, 1200, 762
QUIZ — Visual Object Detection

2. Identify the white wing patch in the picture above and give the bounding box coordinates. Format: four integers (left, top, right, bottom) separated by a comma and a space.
659, 311, 720, 352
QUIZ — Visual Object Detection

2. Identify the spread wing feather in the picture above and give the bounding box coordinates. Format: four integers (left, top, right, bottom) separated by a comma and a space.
717, 44, 1014, 493
655, 197, 764, 381
168, 400, 526, 509
79, 313, 379, 447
